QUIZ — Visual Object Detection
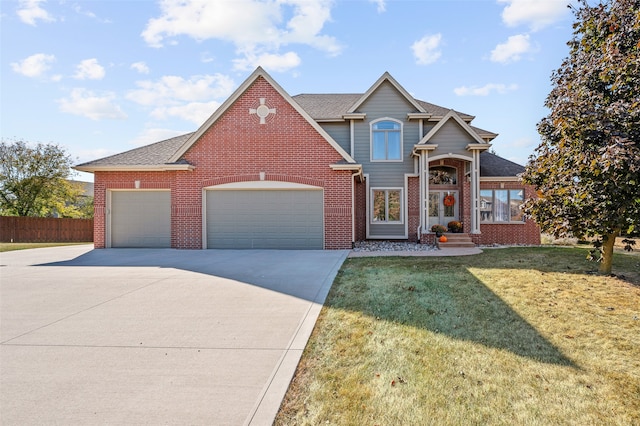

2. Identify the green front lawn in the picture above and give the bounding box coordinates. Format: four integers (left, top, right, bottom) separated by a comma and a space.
0, 242, 90, 252
276, 247, 640, 425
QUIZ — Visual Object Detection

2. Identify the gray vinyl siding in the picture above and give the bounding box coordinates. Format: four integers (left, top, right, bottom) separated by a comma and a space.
353, 81, 420, 237
429, 119, 476, 159
319, 122, 350, 154
369, 223, 402, 237
353, 82, 420, 187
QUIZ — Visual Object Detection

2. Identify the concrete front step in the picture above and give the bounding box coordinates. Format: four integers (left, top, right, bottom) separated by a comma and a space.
438, 242, 477, 248
436, 233, 476, 249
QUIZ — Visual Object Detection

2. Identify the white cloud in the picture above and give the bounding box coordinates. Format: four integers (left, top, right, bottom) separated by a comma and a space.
141, 0, 342, 70
370, 0, 386, 13
151, 101, 222, 125
126, 74, 234, 124
127, 74, 235, 106
200, 52, 215, 63
17, 0, 55, 25
73, 58, 106, 80
10, 53, 55, 77
490, 34, 531, 63
58, 88, 127, 120
282, 0, 342, 55
131, 61, 150, 74
233, 51, 301, 72
411, 33, 442, 65
498, 0, 570, 31
129, 128, 187, 147
453, 83, 519, 96
72, 4, 96, 19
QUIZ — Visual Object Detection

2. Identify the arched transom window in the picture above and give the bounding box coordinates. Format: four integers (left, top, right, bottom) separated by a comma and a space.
371, 119, 402, 161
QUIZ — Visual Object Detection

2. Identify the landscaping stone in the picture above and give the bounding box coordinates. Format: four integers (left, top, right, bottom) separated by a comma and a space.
352, 241, 438, 252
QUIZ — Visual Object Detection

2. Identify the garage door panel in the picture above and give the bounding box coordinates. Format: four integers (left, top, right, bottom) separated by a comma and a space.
111, 191, 171, 248
206, 189, 323, 249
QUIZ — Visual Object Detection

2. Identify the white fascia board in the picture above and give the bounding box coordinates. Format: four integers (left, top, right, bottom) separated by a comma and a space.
466, 143, 492, 151
330, 163, 362, 171
412, 144, 438, 151
342, 113, 366, 120
74, 164, 194, 173
407, 113, 432, 120
316, 118, 349, 123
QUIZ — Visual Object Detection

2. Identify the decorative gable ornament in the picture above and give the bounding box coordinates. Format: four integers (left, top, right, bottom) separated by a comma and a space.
249, 98, 276, 124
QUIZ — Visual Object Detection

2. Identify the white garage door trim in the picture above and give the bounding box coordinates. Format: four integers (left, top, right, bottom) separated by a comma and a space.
107, 189, 171, 248
203, 181, 324, 249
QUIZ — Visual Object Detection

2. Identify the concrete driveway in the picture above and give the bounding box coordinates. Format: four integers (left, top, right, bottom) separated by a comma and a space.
0, 245, 348, 425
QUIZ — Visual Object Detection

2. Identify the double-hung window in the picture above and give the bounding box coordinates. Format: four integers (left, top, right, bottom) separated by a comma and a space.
371, 120, 402, 161
372, 189, 402, 223
480, 189, 525, 222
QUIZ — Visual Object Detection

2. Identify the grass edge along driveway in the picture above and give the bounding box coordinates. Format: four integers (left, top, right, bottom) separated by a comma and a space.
276, 247, 640, 425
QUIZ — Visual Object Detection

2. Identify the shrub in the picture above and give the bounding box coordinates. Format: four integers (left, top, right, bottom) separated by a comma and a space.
448, 221, 463, 233
431, 224, 447, 234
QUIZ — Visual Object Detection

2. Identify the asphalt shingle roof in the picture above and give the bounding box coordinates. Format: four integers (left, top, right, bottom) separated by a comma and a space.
292, 94, 362, 120
479, 151, 525, 177
414, 99, 474, 121
77, 132, 193, 167
291, 94, 476, 122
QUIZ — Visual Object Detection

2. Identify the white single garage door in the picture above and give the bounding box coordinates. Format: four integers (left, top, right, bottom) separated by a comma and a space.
206, 188, 323, 249
110, 191, 171, 248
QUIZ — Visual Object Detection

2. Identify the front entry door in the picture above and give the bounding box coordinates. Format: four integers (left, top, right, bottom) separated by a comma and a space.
428, 191, 459, 229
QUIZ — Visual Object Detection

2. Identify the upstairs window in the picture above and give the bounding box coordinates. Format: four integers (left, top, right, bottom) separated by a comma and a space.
371, 120, 402, 161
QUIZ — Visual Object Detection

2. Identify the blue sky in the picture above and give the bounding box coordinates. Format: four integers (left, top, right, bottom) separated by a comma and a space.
1, 0, 575, 181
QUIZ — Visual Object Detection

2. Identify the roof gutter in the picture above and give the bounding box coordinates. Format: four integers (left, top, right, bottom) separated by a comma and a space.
74, 164, 195, 173
330, 163, 364, 182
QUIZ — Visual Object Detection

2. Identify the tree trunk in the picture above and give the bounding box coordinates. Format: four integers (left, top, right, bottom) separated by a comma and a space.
598, 230, 620, 275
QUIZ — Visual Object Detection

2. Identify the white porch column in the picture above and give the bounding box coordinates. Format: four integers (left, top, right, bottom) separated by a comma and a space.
422, 151, 430, 235
471, 150, 481, 233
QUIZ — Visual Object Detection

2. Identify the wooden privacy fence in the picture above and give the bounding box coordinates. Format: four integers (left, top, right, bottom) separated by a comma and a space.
0, 216, 93, 243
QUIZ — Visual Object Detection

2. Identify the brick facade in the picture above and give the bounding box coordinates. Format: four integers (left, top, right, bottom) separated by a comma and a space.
93, 77, 355, 250
473, 181, 541, 246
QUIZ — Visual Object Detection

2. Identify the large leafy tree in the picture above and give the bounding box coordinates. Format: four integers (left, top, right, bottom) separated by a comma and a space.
0, 139, 90, 218
522, 0, 640, 274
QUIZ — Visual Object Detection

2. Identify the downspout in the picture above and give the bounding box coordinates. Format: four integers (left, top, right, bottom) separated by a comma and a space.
352, 172, 356, 247
351, 168, 363, 247
471, 150, 481, 233
423, 151, 430, 236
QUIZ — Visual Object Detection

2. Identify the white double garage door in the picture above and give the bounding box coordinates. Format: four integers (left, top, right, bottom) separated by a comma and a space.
109, 184, 324, 249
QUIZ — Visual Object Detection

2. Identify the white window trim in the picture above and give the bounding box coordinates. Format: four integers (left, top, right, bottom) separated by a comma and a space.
370, 117, 403, 162
370, 187, 404, 225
